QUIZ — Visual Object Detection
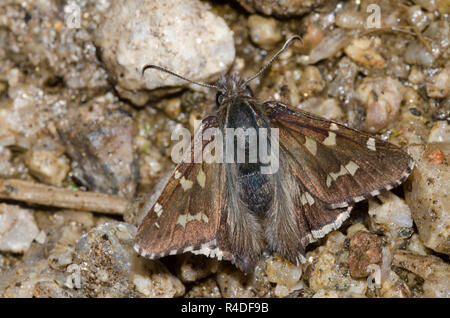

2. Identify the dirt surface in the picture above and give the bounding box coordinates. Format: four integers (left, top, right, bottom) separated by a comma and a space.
0, 0, 448, 298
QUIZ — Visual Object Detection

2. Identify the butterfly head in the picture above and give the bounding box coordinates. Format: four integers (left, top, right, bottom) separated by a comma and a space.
142, 35, 302, 107
215, 74, 253, 107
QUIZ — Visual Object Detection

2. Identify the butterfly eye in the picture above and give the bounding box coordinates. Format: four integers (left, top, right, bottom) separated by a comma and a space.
245, 85, 254, 97
216, 92, 225, 106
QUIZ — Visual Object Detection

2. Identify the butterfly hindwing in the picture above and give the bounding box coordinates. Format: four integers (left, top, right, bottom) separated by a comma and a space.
263, 101, 414, 209
264, 148, 353, 266
134, 116, 232, 262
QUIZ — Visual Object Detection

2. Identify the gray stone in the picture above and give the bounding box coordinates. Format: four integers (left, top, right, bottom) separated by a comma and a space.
74, 222, 185, 297
404, 144, 450, 255
237, 0, 327, 17
0, 204, 39, 254
95, 0, 235, 105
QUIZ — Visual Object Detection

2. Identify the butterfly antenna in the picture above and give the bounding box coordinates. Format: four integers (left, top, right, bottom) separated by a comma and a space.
142, 64, 218, 89
244, 35, 303, 85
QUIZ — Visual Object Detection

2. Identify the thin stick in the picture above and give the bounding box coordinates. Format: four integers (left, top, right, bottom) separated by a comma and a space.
0, 178, 129, 215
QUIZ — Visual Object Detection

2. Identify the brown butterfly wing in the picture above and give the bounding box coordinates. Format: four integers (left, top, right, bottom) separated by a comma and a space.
134, 116, 232, 262
263, 101, 414, 209
261, 101, 413, 264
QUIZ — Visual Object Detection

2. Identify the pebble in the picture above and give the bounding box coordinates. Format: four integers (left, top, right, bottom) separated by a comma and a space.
426, 66, 450, 98
0, 204, 39, 254
408, 66, 425, 85
404, 144, 450, 255
348, 231, 383, 279
393, 250, 450, 298
265, 254, 302, 297
304, 231, 367, 296
74, 222, 185, 297
25, 138, 69, 186
357, 76, 405, 132
298, 66, 325, 97
368, 192, 414, 249
428, 121, 449, 144
344, 38, 386, 69
248, 15, 282, 50
186, 277, 222, 298
176, 254, 219, 283
95, 0, 235, 105
216, 262, 272, 297
237, 0, 327, 17
335, 9, 364, 29
57, 98, 138, 199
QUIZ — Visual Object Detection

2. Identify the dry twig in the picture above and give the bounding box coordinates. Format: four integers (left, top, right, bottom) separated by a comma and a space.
0, 178, 129, 215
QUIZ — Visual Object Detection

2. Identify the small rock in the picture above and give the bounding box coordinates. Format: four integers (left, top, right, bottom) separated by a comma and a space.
404, 20, 449, 67
0, 203, 39, 254
378, 269, 412, 298
408, 65, 425, 85
327, 57, 358, 99
237, 0, 327, 17
74, 222, 185, 297
428, 121, 450, 144
298, 66, 325, 97
368, 192, 414, 248
25, 137, 69, 186
357, 76, 405, 132
348, 231, 383, 278
393, 250, 450, 298
407, 5, 431, 31
57, 99, 138, 199
95, 0, 234, 105
265, 254, 302, 297
407, 234, 431, 256
307, 28, 349, 65
335, 9, 364, 29
176, 254, 219, 283
186, 277, 222, 298
312, 289, 366, 298
248, 15, 282, 50
216, 262, 272, 297
344, 38, 385, 69
426, 67, 450, 98
404, 144, 450, 255
305, 231, 367, 296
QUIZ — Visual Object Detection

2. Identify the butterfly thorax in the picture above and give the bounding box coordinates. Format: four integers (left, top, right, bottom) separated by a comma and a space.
221, 88, 275, 217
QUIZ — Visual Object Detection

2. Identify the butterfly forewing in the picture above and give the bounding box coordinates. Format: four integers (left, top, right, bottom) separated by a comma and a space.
134, 116, 232, 261
263, 101, 414, 209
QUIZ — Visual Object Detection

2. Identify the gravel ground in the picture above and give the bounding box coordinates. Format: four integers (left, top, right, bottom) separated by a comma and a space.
0, 0, 448, 298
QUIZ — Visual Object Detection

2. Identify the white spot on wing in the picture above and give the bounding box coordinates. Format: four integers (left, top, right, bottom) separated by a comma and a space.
330, 123, 339, 131
367, 137, 376, 151
154, 203, 163, 217
176, 212, 209, 228
345, 161, 360, 176
301, 193, 308, 205
197, 167, 206, 188
174, 171, 182, 179
323, 132, 336, 146
326, 174, 333, 188
180, 177, 193, 191
330, 165, 348, 180
304, 136, 317, 156
305, 192, 315, 205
